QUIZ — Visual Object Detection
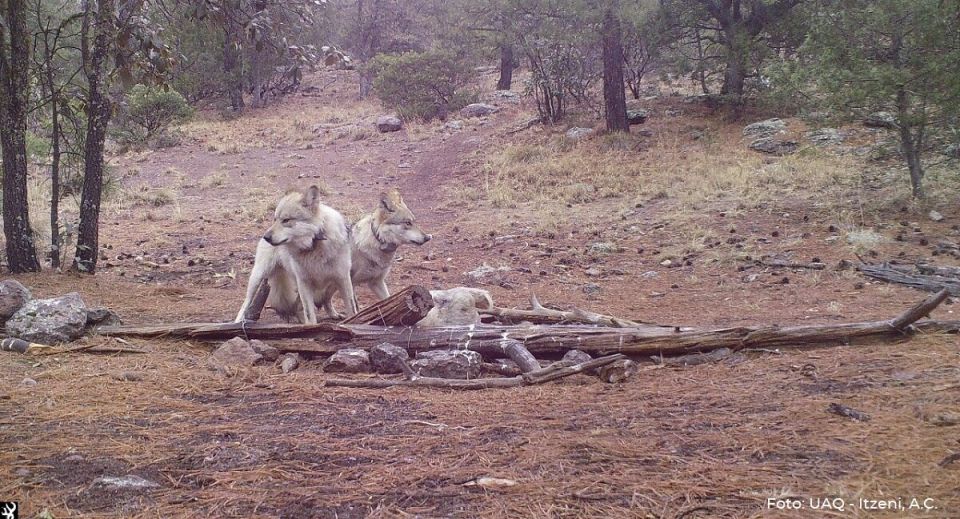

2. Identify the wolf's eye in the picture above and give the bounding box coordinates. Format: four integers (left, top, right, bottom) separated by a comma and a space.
404, 220, 413, 226
281, 218, 292, 224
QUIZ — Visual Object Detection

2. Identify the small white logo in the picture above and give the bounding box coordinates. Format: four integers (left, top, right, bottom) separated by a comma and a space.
0, 502, 18, 519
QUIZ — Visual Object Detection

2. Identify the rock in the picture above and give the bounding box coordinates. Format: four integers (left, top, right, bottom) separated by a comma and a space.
929, 210, 945, 222
418, 287, 494, 327
565, 127, 594, 141
111, 371, 142, 382
626, 109, 648, 125
664, 108, 682, 117
638, 129, 654, 137
584, 267, 602, 277
562, 349, 592, 365
465, 264, 509, 281
806, 128, 844, 146
411, 350, 482, 379
280, 353, 300, 373
864, 111, 896, 129
369, 343, 410, 374
944, 144, 960, 158
445, 120, 464, 130
582, 283, 602, 295
85, 307, 122, 328
488, 90, 520, 103
742, 118, 786, 138
20, 377, 37, 387
92, 475, 159, 489
641, 270, 659, 279
6, 292, 88, 344
208, 337, 263, 370
249, 339, 279, 361
748, 137, 799, 156
589, 242, 622, 254
325, 348, 370, 373
460, 103, 499, 118
376, 115, 403, 132
0, 279, 31, 321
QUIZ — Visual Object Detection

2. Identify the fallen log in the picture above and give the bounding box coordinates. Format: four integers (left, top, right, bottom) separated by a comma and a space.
323, 354, 627, 389
859, 263, 960, 296
341, 285, 434, 326
98, 291, 957, 357
499, 339, 540, 373
481, 294, 660, 328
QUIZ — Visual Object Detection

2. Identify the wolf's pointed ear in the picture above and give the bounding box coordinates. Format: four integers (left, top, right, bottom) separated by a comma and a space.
302, 185, 321, 211
379, 191, 397, 213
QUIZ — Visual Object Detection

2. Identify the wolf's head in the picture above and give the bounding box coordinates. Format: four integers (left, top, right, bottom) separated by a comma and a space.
263, 185, 326, 250
372, 189, 431, 248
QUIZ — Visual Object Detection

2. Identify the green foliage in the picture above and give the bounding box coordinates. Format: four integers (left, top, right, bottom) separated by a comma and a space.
124, 84, 193, 140
370, 50, 477, 120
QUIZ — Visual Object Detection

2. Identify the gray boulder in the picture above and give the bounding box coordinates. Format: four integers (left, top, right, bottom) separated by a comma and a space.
742, 118, 786, 138
280, 353, 300, 373
626, 109, 648, 125
0, 279, 31, 321
562, 349, 593, 365
749, 137, 799, 156
565, 127, 595, 141
325, 348, 370, 373
411, 350, 482, 379
209, 337, 263, 370
369, 342, 410, 374
944, 144, 960, 158
6, 292, 88, 344
376, 115, 403, 133
460, 103, 499, 118
806, 128, 844, 146
864, 111, 896, 129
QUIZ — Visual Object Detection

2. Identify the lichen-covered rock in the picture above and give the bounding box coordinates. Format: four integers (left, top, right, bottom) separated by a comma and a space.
85, 307, 123, 328
369, 343, 410, 374
562, 349, 592, 365
325, 348, 371, 373
565, 127, 595, 141
249, 339, 279, 361
6, 292, 87, 344
627, 109, 648, 125
0, 279, 31, 321
742, 118, 786, 138
748, 137, 799, 156
864, 111, 896, 129
411, 350, 482, 379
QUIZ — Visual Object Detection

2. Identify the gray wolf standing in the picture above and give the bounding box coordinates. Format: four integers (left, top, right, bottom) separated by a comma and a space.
350, 189, 431, 300
234, 185, 357, 323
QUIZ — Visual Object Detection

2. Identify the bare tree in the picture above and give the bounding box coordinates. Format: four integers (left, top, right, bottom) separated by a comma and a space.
602, 3, 628, 132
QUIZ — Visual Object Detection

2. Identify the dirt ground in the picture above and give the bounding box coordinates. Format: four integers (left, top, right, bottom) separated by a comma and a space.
2, 69, 959, 518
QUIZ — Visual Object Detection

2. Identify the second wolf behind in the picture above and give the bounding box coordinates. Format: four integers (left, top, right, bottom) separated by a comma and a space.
350, 189, 431, 301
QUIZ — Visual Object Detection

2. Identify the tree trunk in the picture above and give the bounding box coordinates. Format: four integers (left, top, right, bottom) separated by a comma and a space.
41, 31, 62, 270
73, 0, 115, 274
896, 88, 925, 198
0, 0, 42, 273
223, 0, 245, 112
496, 44, 514, 90
602, 5, 629, 133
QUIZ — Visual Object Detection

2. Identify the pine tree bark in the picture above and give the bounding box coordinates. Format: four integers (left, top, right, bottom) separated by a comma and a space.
496, 44, 514, 90
73, 0, 115, 274
0, 0, 42, 273
602, 5, 628, 133
223, 0, 245, 112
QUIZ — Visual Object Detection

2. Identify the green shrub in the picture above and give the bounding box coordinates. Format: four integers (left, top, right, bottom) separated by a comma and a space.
125, 84, 193, 140
369, 50, 477, 121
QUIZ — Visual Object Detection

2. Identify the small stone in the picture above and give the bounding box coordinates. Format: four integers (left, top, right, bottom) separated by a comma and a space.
445, 120, 464, 130
249, 339, 279, 361
589, 242, 622, 254
376, 115, 403, 132
626, 109, 648, 125
19, 378, 37, 387
749, 137, 798, 156
280, 353, 300, 373
562, 349, 592, 365
582, 283, 602, 295
111, 371, 142, 382
565, 127, 595, 141
208, 337, 263, 371
864, 111, 896, 129
742, 118, 786, 138
584, 267, 602, 277
460, 103, 499, 118
325, 348, 370, 373
369, 343, 410, 374
92, 475, 159, 489
929, 210, 944, 222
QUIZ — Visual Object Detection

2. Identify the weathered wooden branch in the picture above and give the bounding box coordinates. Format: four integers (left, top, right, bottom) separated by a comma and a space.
341, 285, 434, 326
499, 339, 540, 372
323, 354, 627, 390
99, 321, 352, 341
758, 259, 826, 270
481, 294, 665, 328
654, 347, 734, 367
859, 263, 960, 296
